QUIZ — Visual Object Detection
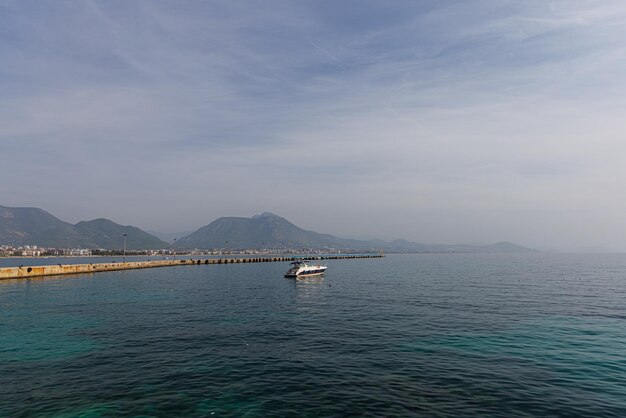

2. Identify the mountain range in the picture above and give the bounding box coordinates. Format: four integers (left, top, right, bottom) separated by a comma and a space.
173, 212, 535, 253
0, 205, 536, 253
0, 205, 168, 250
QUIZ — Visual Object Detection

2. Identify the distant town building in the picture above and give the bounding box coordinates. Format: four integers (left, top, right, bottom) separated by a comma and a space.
62, 248, 93, 256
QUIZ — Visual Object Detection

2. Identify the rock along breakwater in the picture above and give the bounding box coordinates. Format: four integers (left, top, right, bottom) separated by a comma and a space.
0, 255, 384, 280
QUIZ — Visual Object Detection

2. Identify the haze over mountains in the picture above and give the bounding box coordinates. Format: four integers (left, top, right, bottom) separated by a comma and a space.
174, 212, 361, 250
0, 205, 536, 253
0, 205, 168, 250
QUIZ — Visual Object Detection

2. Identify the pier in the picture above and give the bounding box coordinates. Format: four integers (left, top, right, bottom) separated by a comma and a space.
0, 255, 384, 280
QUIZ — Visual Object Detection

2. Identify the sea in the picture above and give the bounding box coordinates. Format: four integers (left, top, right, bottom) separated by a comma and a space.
1, 253, 625, 417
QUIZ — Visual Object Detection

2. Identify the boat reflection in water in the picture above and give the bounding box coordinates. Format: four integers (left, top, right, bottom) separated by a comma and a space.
284, 260, 327, 278
291, 269, 327, 302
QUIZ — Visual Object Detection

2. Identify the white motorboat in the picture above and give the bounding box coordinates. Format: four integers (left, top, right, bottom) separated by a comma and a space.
284, 260, 327, 278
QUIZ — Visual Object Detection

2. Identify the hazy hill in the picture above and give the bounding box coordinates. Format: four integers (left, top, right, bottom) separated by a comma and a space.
148, 230, 195, 244
74, 218, 170, 250
0, 205, 168, 250
381, 239, 536, 253
0, 205, 537, 253
174, 212, 353, 249
175, 212, 537, 253
477, 241, 537, 253
0, 205, 85, 248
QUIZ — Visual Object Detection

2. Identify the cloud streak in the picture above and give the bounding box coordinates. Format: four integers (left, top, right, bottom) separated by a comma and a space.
2, 0, 626, 249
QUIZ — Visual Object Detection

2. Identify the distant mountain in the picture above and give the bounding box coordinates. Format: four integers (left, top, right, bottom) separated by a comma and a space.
550, 246, 625, 254
175, 212, 537, 253
0, 205, 168, 250
148, 230, 195, 244
0, 205, 84, 248
477, 241, 538, 253
174, 212, 356, 250
0, 205, 537, 253
74, 218, 169, 250
380, 239, 536, 253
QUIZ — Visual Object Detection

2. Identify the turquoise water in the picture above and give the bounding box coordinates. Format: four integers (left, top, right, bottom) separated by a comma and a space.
1, 253, 626, 417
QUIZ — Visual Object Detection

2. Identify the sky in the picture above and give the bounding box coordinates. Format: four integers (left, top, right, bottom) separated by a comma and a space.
2, 0, 626, 250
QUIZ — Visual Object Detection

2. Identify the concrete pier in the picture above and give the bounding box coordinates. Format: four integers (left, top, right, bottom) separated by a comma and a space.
0, 255, 384, 280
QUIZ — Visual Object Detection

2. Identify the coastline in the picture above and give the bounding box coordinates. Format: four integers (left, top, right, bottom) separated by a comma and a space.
0, 254, 383, 280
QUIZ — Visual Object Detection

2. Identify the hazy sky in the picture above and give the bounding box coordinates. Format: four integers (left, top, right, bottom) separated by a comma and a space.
2, 1, 626, 249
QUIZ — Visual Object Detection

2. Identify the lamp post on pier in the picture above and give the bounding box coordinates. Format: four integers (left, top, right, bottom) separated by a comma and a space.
109, 233, 128, 264
122, 233, 127, 263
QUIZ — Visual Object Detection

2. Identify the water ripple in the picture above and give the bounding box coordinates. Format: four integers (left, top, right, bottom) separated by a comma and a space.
2, 254, 626, 416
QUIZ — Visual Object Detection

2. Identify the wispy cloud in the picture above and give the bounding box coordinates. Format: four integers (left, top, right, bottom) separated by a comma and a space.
2, 0, 626, 248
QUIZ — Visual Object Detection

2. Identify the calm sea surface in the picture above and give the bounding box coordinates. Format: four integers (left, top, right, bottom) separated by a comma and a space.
1, 253, 626, 417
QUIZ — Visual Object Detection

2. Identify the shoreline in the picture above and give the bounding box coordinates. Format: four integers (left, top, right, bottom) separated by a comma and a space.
0, 255, 384, 280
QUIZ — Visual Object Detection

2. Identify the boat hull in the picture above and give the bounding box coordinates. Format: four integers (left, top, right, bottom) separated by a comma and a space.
284, 267, 327, 278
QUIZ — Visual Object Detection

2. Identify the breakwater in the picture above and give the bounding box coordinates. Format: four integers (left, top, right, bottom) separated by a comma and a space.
0, 255, 383, 280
